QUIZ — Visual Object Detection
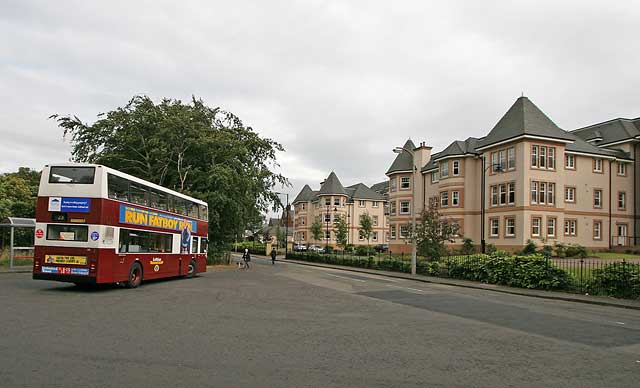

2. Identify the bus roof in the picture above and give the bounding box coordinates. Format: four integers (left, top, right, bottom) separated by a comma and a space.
45, 163, 208, 207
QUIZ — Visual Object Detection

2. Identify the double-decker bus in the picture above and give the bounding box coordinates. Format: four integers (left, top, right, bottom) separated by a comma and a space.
33, 164, 208, 288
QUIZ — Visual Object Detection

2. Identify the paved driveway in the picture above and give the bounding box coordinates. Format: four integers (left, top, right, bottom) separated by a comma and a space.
0, 258, 639, 387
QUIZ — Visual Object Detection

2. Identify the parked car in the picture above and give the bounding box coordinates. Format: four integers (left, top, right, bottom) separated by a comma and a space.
294, 244, 307, 251
308, 245, 325, 253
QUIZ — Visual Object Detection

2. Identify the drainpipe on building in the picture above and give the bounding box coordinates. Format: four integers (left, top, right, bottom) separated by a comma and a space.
609, 160, 612, 250
634, 143, 637, 247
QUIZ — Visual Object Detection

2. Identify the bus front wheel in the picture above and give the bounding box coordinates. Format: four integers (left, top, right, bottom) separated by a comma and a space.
126, 262, 143, 288
186, 259, 197, 279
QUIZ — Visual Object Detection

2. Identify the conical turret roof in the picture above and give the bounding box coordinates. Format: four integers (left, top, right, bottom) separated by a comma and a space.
317, 172, 347, 196
386, 139, 416, 175
476, 97, 573, 149
292, 184, 316, 203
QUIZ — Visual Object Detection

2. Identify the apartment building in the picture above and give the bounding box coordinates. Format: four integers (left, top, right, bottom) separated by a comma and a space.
387, 96, 637, 253
292, 172, 387, 248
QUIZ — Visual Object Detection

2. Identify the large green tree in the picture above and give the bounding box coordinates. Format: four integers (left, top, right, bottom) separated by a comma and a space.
51, 95, 288, 247
359, 212, 373, 254
412, 197, 460, 259
333, 215, 348, 250
0, 168, 40, 220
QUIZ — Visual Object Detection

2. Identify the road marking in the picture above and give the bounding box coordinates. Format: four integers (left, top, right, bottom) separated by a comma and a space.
385, 284, 425, 293
616, 322, 626, 325
324, 273, 366, 282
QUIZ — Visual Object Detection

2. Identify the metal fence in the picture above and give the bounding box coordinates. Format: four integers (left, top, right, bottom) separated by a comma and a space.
287, 251, 640, 300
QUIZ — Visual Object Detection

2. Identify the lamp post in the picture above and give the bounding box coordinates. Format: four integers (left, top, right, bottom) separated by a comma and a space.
393, 146, 417, 276
325, 204, 330, 251
275, 192, 289, 259
480, 156, 504, 254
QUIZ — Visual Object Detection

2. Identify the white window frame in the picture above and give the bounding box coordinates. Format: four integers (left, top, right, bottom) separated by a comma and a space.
594, 190, 602, 208
617, 162, 626, 176
508, 182, 515, 205
491, 185, 498, 206
400, 201, 410, 214
531, 181, 538, 204
547, 218, 556, 237
372, 201, 379, 208
532, 217, 541, 237
359, 200, 366, 208
565, 154, 575, 169
594, 158, 603, 173
565, 186, 575, 202
452, 191, 459, 206
505, 218, 515, 237
452, 160, 460, 176
440, 161, 449, 178
431, 171, 439, 183
490, 218, 499, 237
531, 145, 538, 168
619, 192, 626, 209
507, 147, 515, 170
390, 225, 396, 240
594, 222, 601, 240
440, 192, 449, 208
400, 176, 411, 190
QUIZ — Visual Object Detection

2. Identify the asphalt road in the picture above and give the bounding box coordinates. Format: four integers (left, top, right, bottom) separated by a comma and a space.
1, 257, 639, 388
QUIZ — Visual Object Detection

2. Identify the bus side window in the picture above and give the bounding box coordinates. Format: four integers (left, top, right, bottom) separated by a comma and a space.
108, 174, 130, 201
188, 201, 199, 219
200, 238, 208, 254
199, 205, 208, 221
177, 199, 187, 216
148, 189, 159, 209
191, 236, 198, 254
130, 183, 148, 206
157, 191, 168, 211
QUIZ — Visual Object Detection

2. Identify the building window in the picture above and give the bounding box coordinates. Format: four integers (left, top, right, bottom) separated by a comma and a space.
531, 145, 538, 168
334, 198, 341, 206
508, 182, 515, 204
399, 225, 409, 239
618, 192, 626, 209
491, 185, 498, 206
390, 178, 397, 192
440, 161, 449, 178
452, 191, 459, 206
359, 200, 366, 207
302, 203, 306, 210
492, 152, 500, 173
547, 147, 555, 169
400, 201, 410, 214
390, 201, 396, 216
594, 189, 602, 208
373, 216, 379, 226
593, 158, 603, 173
565, 154, 575, 169
531, 217, 541, 237
440, 192, 449, 207
358, 230, 364, 241
505, 217, 515, 237
499, 184, 507, 205
326, 231, 331, 240
617, 162, 626, 176
324, 213, 331, 222
372, 201, 379, 208
372, 232, 378, 242
531, 181, 538, 204
531, 145, 554, 170
508, 147, 515, 170
325, 198, 331, 206
593, 221, 602, 240
490, 218, 499, 237
547, 218, 556, 237
539, 146, 546, 168
431, 171, 439, 183
390, 225, 396, 240
564, 219, 577, 236
499, 150, 507, 171
452, 160, 460, 176
565, 186, 575, 203
400, 177, 411, 190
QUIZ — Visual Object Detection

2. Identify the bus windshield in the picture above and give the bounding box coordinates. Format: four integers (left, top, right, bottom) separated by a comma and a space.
49, 166, 96, 184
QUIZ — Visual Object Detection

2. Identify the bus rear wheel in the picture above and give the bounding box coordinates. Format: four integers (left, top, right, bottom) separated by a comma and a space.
186, 259, 197, 278
126, 262, 143, 288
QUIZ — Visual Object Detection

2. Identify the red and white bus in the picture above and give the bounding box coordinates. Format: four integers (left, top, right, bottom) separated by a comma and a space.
33, 164, 208, 288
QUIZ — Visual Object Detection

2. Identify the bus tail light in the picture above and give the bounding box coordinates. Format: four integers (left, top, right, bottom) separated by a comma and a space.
89, 257, 97, 274
34, 258, 40, 271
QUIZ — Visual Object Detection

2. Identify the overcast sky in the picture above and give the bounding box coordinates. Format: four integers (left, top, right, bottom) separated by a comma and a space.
1, 0, 639, 204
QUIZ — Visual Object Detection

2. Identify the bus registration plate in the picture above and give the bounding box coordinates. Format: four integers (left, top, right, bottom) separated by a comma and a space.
44, 255, 87, 265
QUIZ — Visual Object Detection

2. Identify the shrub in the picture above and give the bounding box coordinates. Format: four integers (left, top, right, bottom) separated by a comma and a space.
565, 244, 587, 258
355, 246, 369, 256
486, 243, 497, 255
590, 262, 640, 299
541, 245, 553, 259
444, 254, 569, 290
522, 239, 537, 255
460, 238, 475, 255
417, 260, 441, 276
325, 246, 334, 254
554, 242, 566, 258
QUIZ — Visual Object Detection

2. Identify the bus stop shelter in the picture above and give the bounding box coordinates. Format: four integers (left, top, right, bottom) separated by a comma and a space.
0, 217, 35, 270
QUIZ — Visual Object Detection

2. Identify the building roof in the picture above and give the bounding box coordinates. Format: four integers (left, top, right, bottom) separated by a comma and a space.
345, 183, 386, 201
317, 171, 348, 196
476, 96, 574, 150
292, 184, 316, 203
421, 137, 480, 172
370, 180, 389, 195
386, 139, 416, 175
571, 117, 640, 146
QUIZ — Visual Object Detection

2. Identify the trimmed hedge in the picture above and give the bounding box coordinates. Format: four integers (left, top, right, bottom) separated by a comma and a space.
589, 262, 640, 299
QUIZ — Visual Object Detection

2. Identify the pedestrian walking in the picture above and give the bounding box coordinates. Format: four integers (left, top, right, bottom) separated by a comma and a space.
270, 248, 277, 265
242, 248, 251, 269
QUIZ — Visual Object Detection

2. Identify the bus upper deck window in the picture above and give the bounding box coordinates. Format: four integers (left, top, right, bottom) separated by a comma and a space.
130, 183, 148, 206
157, 191, 168, 211
108, 174, 129, 201
49, 166, 95, 184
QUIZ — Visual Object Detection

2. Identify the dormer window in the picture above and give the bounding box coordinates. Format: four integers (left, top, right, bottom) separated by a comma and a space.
440, 162, 449, 178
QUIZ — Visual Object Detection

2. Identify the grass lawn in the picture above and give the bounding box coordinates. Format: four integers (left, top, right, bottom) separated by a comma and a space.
0, 258, 33, 267
589, 252, 640, 260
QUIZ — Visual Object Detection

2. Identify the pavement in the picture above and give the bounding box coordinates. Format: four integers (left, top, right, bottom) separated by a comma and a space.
1, 256, 639, 387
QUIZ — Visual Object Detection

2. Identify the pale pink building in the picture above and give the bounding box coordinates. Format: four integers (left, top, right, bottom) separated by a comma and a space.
387, 96, 638, 253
